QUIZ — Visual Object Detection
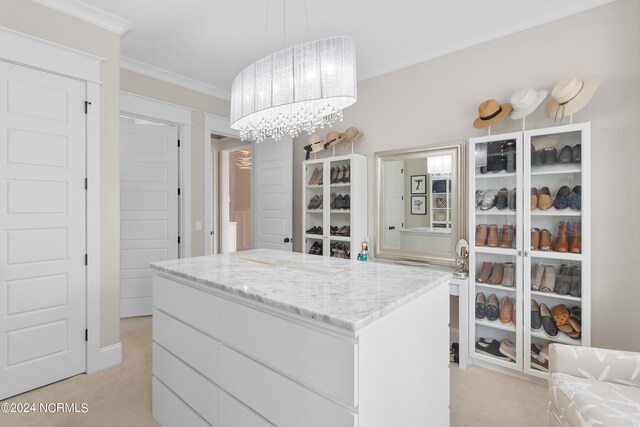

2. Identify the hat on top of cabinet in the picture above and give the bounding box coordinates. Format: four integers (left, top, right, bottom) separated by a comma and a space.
547, 77, 601, 122
341, 127, 363, 144
473, 99, 512, 129
509, 87, 548, 120
324, 130, 343, 149
308, 134, 326, 153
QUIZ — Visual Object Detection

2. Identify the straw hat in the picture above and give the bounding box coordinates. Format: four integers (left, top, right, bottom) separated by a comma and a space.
531, 136, 559, 151
324, 130, 343, 149
547, 77, 601, 121
307, 134, 325, 153
509, 87, 548, 120
341, 127, 363, 144
473, 99, 512, 129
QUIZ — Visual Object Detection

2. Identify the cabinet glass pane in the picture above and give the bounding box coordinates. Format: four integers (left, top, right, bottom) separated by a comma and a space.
305, 161, 324, 256
328, 159, 351, 258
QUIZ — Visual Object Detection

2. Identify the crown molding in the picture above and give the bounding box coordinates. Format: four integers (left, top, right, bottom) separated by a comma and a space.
32, 0, 132, 37
358, 0, 619, 82
121, 56, 231, 101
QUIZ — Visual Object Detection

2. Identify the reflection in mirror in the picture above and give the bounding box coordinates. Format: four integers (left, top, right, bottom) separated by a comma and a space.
375, 143, 465, 265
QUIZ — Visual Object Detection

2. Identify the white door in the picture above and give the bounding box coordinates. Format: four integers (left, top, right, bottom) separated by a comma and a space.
0, 61, 86, 399
120, 119, 179, 317
383, 160, 405, 249
253, 137, 293, 251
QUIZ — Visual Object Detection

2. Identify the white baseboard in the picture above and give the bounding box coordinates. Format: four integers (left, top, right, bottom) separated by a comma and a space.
88, 342, 122, 373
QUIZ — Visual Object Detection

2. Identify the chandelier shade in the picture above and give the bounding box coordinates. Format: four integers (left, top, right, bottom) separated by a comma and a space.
230, 36, 357, 142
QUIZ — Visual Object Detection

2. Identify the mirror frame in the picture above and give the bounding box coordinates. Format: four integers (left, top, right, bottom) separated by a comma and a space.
374, 141, 467, 266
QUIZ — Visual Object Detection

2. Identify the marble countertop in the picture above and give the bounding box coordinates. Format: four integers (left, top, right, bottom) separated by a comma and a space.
150, 249, 451, 331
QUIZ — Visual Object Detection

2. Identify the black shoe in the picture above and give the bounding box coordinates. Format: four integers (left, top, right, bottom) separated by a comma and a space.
531, 299, 542, 331
542, 148, 558, 164
508, 188, 516, 211
343, 194, 350, 210
558, 145, 572, 163
475, 338, 509, 359
571, 144, 581, 163
495, 188, 509, 210
475, 292, 486, 319
335, 194, 344, 210
305, 226, 317, 234
486, 294, 500, 321
568, 185, 581, 210
540, 303, 559, 338
553, 186, 571, 209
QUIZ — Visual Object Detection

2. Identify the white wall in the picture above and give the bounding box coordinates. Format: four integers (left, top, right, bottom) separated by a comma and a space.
293, 0, 640, 351
0, 0, 122, 347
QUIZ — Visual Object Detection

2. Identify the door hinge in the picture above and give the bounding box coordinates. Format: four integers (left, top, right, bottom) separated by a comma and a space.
401, 195, 404, 201
177, 139, 180, 148
84, 254, 88, 265
84, 178, 88, 190
177, 188, 181, 196
177, 236, 181, 244
85, 329, 88, 341
84, 101, 92, 114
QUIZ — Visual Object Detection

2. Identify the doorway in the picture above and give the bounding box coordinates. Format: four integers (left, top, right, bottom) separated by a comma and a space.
119, 116, 179, 317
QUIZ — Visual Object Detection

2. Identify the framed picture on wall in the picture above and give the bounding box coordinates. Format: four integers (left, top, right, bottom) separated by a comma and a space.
411, 175, 427, 194
411, 196, 427, 215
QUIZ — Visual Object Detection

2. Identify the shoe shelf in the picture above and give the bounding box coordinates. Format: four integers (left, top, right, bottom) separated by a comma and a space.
475, 209, 516, 216
302, 154, 367, 261
469, 123, 590, 379
530, 251, 582, 261
530, 290, 581, 302
531, 209, 581, 217
530, 164, 581, 176
530, 330, 581, 346
475, 171, 516, 179
475, 247, 516, 256
475, 318, 516, 332
476, 283, 516, 293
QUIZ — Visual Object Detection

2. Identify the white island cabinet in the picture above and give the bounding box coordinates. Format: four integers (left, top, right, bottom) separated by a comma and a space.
150, 249, 451, 427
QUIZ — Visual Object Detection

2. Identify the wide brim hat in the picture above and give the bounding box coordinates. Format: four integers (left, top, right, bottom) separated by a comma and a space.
531, 136, 559, 151
473, 99, 512, 129
547, 77, 601, 121
341, 127, 363, 143
325, 130, 343, 148
308, 134, 325, 153
509, 87, 548, 120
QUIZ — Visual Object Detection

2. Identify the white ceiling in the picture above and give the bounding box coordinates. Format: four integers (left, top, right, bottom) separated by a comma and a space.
72, 0, 615, 99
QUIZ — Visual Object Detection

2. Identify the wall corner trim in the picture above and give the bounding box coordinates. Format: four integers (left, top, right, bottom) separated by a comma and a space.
121, 56, 231, 101
32, 0, 133, 37
87, 343, 123, 373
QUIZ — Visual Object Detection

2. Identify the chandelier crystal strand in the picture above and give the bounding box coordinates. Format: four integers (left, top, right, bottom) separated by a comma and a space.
230, 36, 357, 142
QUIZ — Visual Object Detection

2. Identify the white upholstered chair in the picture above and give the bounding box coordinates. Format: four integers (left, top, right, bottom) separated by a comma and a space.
548, 343, 640, 426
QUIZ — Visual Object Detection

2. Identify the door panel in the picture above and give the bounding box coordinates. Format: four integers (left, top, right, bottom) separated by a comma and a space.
0, 60, 86, 399
253, 137, 292, 251
120, 119, 178, 317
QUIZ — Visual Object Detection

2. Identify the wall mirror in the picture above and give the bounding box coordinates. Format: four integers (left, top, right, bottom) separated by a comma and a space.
374, 142, 466, 266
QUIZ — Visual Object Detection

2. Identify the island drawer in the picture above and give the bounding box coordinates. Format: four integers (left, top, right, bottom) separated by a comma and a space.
219, 346, 357, 427
153, 275, 220, 338
219, 393, 272, 427
153, 309, 220, 383
218, 298, 358, 408
153, 343, 219, 426
152, 377, 210, 427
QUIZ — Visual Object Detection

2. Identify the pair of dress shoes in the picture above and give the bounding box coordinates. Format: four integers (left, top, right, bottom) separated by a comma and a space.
552, 185, 581, 210
330, 242, 349, 259
308, 241, 322, 255
475, 338, 516, 361
308, 168, 323, 185
330, 225, 350, 236
330, 165, 350, 184
476, 188, 516, 211
307, 194, 323, 210
557, 144, 581, 164
305, 226, 323, 235
331, 193, 350, 210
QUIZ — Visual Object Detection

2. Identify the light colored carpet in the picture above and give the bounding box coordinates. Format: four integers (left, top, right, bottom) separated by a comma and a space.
1, 317, 548, 426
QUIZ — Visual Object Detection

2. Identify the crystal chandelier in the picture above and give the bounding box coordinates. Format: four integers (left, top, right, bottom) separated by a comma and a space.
230, 36, 357, 142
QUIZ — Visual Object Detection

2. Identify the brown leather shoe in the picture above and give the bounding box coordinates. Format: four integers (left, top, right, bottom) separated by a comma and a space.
554, 221, 569, 252
539, 229, 553, 251
569, 222, 581, 253
499, 224, 514, 248
501, 262, 514, 287
487, 262, 504, 285
476, 224, 488, 246
500, 296, 512, 324
487, 224, 499, 247
531, 187, 538, 209
538, 186, 553, 210
531, 228, 540, 250
476, 262, 493, 283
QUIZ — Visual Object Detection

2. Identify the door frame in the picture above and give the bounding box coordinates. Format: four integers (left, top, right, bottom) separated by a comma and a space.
0, 26, 111, 373
203, 113, 241, 255
120, 91, 193, 259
